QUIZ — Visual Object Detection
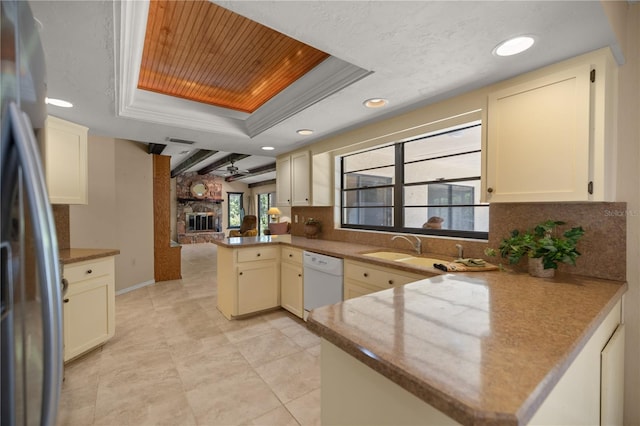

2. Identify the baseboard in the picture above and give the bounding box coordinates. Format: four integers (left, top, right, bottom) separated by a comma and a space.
115, 279, 155, 296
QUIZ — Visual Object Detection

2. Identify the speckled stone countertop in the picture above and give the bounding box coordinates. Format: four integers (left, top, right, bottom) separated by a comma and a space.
59, 248, 120, 265
307, 271, 627, 425
213, 235, 449, 276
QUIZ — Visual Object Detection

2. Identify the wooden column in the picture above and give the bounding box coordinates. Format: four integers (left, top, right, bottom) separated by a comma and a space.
153, 154, 182, 281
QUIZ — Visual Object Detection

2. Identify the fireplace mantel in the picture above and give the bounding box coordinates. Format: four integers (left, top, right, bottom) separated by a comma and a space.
177, 197, 224, 203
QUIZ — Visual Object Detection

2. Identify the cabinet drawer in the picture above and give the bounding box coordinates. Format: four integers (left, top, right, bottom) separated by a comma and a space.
237, 246, 279, 263
64, 257, 114, 284
281, 246, 303, 264
344, 261, 422, 290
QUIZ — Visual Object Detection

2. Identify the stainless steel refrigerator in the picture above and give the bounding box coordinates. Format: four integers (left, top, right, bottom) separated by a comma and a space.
1, 0, 65, 425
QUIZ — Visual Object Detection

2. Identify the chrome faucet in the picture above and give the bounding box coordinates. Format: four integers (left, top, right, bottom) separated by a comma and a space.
455, 244, 464, 259
392, 235, 422, 255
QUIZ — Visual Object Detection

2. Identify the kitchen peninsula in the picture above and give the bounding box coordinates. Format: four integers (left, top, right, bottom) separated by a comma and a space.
308, 272, 625, 426
213, 235, 626, 425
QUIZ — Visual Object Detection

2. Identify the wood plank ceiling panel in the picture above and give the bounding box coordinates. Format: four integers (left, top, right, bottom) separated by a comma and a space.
139, 0, 330, 113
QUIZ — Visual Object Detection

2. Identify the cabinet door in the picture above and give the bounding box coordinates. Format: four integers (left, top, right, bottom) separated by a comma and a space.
276, 156, 292, 206
238, 262, 279, 315
601, 324, 625, 426
42, 116, 88, 205
344, 279, 381, 300
281, 261, 303, 318
486, 64, 591, 202
63, 276, 112, 361
291, 151, 310, 206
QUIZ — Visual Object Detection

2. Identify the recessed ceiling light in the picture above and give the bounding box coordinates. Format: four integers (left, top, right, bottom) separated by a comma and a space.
45, 97, 73, 108
363, 98, 388, 108
261, 146, 275, 151
296, 129, 314, 136
493, 36, 535, 57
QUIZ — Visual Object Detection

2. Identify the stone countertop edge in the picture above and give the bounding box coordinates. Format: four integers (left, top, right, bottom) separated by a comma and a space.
59, 248, 120, 265
211, 235, 449, 276
306, 276, 627, 426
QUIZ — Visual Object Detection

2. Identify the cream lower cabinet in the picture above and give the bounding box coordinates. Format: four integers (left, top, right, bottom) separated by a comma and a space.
321, 298, 624, 426
217, 246, 280, 319
529, 299, 624, 425
62, 256, 115, 362
40, 115, 89, 205
280, 247, 304, 318
344, 260, 427, 300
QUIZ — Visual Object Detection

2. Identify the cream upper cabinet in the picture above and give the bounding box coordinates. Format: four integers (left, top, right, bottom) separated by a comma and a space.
291, 151, 311, 206
276, 150, 332, 206
276, 151, 310, 206
40, 115, 88, 204
485, 48, 616, 203
62, 256, 115, 362
276, 155, 292, 206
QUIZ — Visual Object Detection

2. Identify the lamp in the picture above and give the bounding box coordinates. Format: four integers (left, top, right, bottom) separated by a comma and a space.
267, 207, 281, 222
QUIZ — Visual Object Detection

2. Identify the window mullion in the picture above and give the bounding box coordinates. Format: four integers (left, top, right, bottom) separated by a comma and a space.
394, 143, 404, 230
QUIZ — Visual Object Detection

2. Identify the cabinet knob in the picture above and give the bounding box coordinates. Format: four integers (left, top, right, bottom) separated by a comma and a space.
239, 272, 243, 276
487, 187, 494, 193
289, 254, 293, 257
298, 274, 302, 277
363, 273, 368, 277
86, 269, 92, 274
63, 298, 69, 303
305, 198, 308, 201
256, 253, 261, 257
388, 280, 394, 285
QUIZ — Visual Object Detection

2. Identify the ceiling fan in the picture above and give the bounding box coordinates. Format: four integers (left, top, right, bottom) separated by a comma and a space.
221, 159, 250, 176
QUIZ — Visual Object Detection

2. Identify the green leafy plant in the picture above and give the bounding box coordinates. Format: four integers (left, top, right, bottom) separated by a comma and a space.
494, 220, 585, 270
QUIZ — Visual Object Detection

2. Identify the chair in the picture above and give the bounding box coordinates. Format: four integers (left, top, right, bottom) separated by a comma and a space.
422, 216, 444, 229
264, 221, 290, 235
228, 215, 258, 237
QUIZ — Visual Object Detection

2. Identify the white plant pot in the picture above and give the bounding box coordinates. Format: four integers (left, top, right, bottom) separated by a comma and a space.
528, 257, 555, 278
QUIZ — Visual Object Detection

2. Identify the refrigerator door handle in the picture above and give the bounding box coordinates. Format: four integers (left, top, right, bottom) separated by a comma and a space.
8, 102, 64, 426
0, 242, 12, 322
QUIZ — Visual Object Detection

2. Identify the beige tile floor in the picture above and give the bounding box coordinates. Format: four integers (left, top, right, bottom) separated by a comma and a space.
57, 243, 321, 426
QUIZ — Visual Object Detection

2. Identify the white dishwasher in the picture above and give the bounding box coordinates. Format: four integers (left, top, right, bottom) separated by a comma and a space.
303, 251, 343, 320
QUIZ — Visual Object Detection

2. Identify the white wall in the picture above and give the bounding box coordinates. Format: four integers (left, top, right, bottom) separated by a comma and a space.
70, 136, 154, 292
70, 135, 117, 248
114, 139, 154, 292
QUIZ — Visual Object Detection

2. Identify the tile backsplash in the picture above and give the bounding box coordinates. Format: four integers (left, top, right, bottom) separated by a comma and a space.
489, 202, 626, 281
293, 201, 627, 281
52, 204, 70, 250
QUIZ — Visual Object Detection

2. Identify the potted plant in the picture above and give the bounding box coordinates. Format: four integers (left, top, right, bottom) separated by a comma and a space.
488, 220, 585, 277
304, 218, 321, 239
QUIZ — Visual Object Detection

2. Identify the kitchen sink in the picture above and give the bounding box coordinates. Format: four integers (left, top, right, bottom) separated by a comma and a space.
361, 251, 445, 268
395, 257, 444, 267
361, 251, 415, 261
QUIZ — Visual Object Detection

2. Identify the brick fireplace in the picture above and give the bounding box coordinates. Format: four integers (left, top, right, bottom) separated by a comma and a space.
176, 172, 225, 244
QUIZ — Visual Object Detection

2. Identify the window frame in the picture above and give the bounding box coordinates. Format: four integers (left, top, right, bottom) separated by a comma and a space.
340, 123, 488, 239
257, 192, 276, 235
227, 192, 244, 229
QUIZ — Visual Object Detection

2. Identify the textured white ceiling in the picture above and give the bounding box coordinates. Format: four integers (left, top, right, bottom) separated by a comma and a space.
30, 0, 619, 178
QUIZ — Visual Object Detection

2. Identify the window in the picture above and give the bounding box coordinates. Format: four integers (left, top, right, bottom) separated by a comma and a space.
257, 192, 276, 235
227, 192, 243, 229
341, 123, 488, 239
